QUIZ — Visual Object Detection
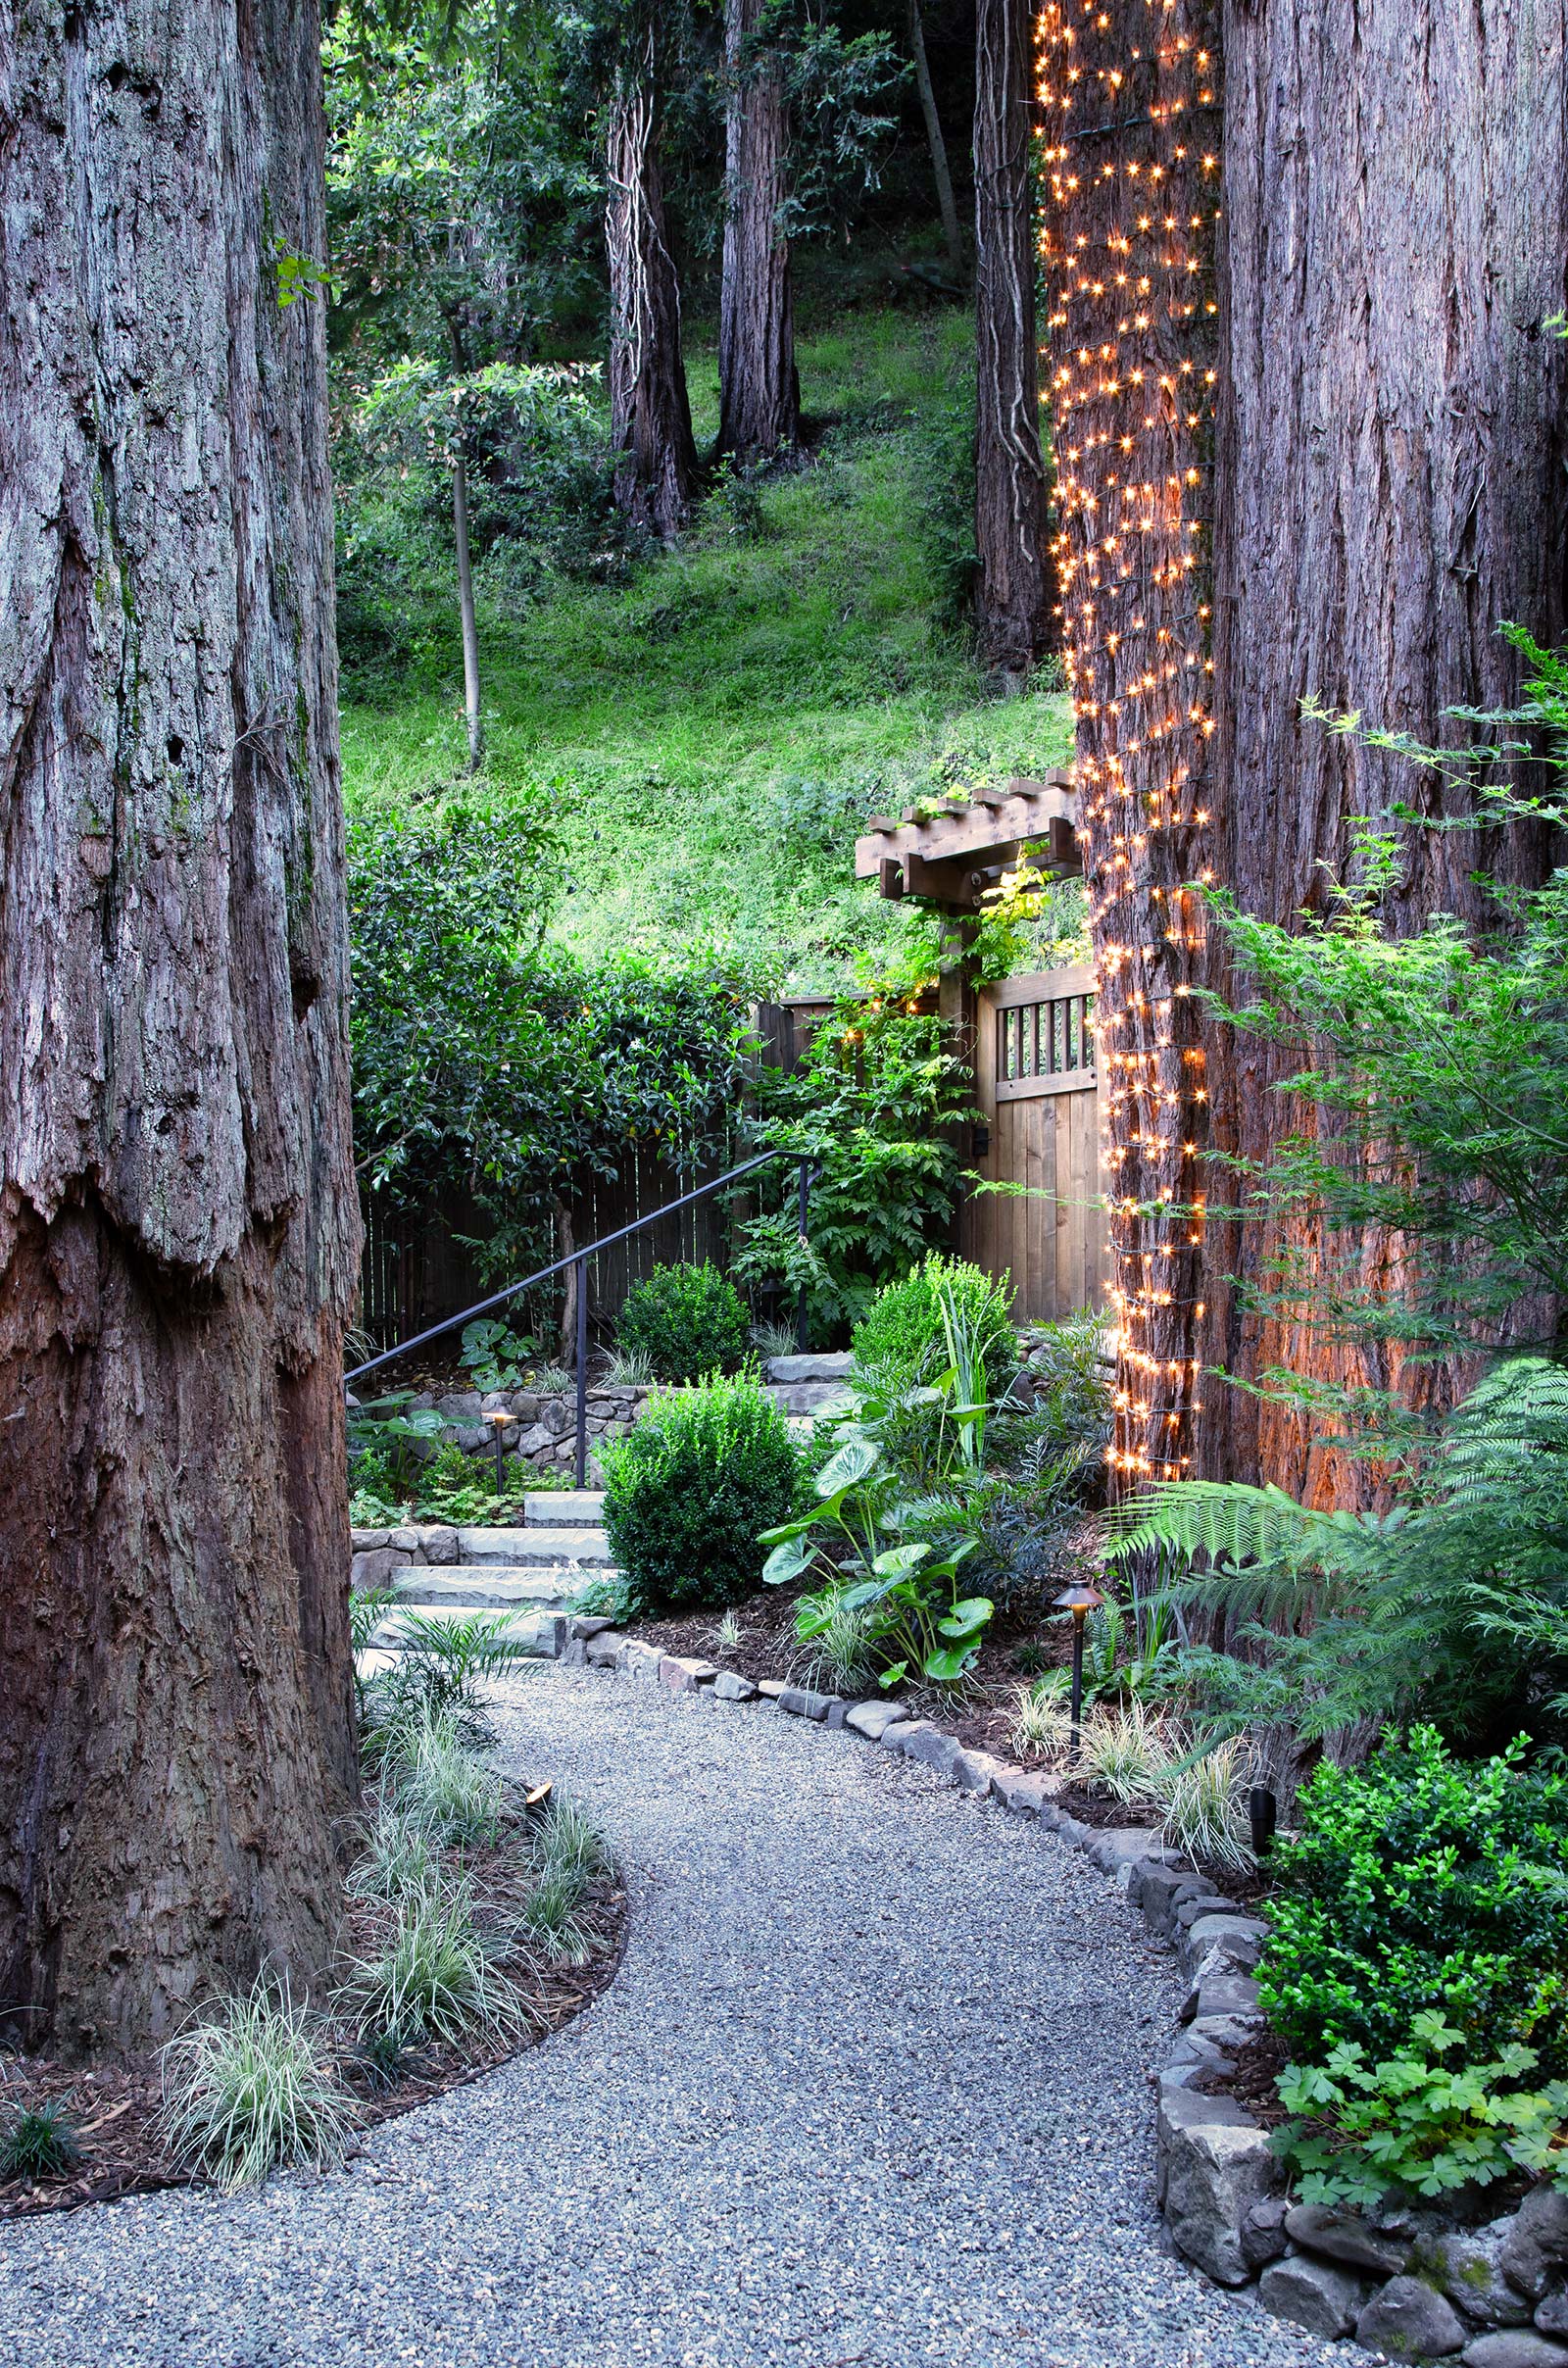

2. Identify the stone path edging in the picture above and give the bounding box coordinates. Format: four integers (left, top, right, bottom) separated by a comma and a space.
564, 1624, 1568, 2365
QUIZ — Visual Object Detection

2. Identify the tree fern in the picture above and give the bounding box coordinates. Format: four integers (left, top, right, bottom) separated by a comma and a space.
1105, 1358, 1568, 1747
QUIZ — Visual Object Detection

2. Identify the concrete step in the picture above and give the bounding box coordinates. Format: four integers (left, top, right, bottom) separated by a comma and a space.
523, 1491, 606, 1527
453, 1524, 613, 1567
388, 1565, 593, 1610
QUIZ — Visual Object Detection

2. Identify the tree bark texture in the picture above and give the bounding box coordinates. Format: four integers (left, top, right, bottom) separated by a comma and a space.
719, 0, 801, 462
1039, 0, 1222, 1484
909, 0, 964, 280
606, 19, 701, 542
0, 0, 361, 2052
974, 0, 1052, 672
1201, 0, 1568, 1503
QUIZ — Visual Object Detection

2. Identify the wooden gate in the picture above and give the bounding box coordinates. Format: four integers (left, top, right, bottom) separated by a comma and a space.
957, 964, 1106, 1320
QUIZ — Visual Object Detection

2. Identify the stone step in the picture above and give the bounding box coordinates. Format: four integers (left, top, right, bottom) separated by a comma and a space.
760, 1352, 855, 1384
387, 1566, 595, 1610
452, 1524, 613, 1567
524, 1491, 606, 1527
366, 1603, 565, 1657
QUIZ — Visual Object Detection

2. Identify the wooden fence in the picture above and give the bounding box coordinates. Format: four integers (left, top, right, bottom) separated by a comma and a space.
956, 963, 1106, 1320
357, 1001, 828, 1358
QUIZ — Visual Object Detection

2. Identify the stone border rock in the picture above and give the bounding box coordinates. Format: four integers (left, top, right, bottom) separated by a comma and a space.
565, 1627, 1568, 2364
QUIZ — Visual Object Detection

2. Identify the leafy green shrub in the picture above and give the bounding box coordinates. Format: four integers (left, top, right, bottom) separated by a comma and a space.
602, 1370, 801, 1613
851, 1255, 1015, 1393
160, 1973, 355, 2191
1258, 1729, 1568, 2079
1277, 2011, 1568, 2205
615, 1262, 752, 1384
0, 2099, 81, 2182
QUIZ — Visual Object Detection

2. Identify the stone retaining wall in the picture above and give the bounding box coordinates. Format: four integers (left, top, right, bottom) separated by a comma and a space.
568, 1628, 1568, 2364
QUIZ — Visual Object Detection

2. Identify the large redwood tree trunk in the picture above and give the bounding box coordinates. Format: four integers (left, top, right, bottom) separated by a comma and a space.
607, 13, 701, 542
974, 0, 1052, 675
1202, 0, 1568, 1503
0, 0, 361, 2053
719, 0, 801, 462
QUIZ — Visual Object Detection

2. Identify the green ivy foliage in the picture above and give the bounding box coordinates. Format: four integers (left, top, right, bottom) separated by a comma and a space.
601, 1372, 802, 1614
616, 1261, 752, 1384
732, 960, 971, 1335
1257, 1729, 1568, 2082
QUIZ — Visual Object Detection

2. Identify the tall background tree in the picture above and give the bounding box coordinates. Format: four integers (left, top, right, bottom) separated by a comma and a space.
1041, 0, 1568, 1502
719, 0, 803, 458
0, 0, 360, 2051
973, 0, 1051, 675
605, 5, 702, 537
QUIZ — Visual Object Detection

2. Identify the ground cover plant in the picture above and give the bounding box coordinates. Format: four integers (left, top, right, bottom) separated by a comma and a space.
1259, 1730, 1568, 2204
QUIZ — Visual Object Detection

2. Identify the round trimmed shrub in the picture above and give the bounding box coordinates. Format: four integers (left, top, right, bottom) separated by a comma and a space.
601, 1369, 800, 1613
850, 1254, 1016, 1392
615, 1260, 752, 1384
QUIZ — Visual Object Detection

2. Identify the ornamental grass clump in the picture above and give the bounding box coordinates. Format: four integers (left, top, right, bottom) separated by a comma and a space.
0, 2099, 81, 2183
1079, 1700, 1173, 1802
348, 1876, 528, 2047
389, 1706, 507, 1848
515, 1799, 612, 1965
1153, 1737, 1254, 1875
160, 1973, 355, 2192
1007, 1673, 1071, 1761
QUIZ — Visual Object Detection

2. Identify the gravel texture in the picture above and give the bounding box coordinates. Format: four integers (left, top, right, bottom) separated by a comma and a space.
0, 1669, 1347, 2368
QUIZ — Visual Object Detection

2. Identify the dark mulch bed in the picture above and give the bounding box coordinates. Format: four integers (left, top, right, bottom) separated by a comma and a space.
1192, 2022, 1293, 2129
0, 1824, 627, 2222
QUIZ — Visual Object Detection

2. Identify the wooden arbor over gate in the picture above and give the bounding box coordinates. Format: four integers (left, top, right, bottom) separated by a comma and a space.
853, 772, 1107, 1322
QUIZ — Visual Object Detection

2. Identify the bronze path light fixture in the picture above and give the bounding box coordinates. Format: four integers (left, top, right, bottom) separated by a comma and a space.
1054, 1580, 1105, 1764
486, 1406, 511, 1504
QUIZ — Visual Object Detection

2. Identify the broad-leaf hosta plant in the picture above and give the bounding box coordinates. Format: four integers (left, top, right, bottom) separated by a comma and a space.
760, 1437, 994, 1688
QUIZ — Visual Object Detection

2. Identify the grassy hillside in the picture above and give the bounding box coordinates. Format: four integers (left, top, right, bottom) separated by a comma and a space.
338, 305, 1075, 992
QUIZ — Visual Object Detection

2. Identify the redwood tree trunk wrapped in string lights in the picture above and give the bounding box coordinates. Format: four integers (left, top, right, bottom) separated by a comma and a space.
1039, 0, 1568, 1502
1037, 0, 1222, 1486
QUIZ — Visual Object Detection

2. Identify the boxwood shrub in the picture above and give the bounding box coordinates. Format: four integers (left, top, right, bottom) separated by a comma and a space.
850, 1254, 1016, 1392
601, 1370, 801, 1614
616, 1260, 752, 1384
1258, 1727, 1568, 2077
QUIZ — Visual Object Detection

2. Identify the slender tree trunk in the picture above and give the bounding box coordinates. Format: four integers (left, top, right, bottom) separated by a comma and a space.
908, 0, 963, 280
0, 0, 361, 2053
451, 452, 484, 770
1200, 0, 1568, 1505
719, 0, 801, 462
973, 0, 1051, 675
554, 1196, 579, 1372
606, 17, 701, 542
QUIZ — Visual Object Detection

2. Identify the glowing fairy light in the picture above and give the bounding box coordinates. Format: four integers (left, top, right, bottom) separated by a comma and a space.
1037, 0, 1219, 1485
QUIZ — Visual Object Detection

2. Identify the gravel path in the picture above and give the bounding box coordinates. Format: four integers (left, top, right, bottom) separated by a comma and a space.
0, 1669, 1346, 2368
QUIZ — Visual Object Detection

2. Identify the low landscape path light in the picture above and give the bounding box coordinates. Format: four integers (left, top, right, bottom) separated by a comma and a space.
486, 1406, 510, 1503
1054, 1580, 1104, 1764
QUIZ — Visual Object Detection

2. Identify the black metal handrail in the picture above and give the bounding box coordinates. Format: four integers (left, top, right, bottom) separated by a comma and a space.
345, 1148, 813, 1488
